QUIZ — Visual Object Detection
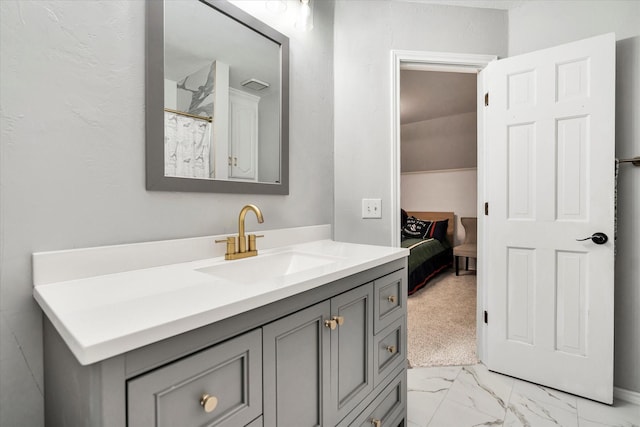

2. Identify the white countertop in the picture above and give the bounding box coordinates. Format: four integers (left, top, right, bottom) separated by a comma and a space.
34, 237, 408, 365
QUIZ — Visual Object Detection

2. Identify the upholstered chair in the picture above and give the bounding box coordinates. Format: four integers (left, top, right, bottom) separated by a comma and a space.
453, 217, 477, 275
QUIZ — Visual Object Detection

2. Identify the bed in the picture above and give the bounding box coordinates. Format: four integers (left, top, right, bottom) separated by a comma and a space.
402, 211, 454, 295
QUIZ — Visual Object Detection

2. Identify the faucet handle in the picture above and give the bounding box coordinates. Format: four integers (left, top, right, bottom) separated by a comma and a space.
214, 236, 234, 244
215, 236, 236, 256
248, 234, 264, 252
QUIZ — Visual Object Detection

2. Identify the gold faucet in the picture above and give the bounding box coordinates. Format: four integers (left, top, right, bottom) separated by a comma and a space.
216, 204, 264, 260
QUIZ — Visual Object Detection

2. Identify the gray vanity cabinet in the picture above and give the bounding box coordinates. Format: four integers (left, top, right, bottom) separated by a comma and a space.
41, 259, 407, 427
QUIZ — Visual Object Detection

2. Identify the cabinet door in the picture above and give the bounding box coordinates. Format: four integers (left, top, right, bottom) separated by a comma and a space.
229, 89, 258, 180
127, 329, 262, 427
263, 301, 331, 427
331, 283, 374, 424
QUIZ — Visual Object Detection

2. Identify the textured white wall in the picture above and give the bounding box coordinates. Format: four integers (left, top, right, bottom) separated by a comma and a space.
508, 0, 640, 397
334, 0, 507, 246
401, 169, 478, 246
0, 0, 335, 424
401, 112, 477, 172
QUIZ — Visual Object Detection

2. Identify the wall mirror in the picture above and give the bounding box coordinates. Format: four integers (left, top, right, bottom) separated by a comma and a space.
146, 0, 289, 194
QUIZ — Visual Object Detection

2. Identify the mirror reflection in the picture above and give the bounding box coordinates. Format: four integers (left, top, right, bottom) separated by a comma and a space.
163, 0, 282, 184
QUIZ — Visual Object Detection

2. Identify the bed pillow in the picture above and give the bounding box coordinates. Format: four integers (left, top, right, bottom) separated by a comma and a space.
402, 216, 433, 239
428, 219, 449, 243
402, 217, 449, 242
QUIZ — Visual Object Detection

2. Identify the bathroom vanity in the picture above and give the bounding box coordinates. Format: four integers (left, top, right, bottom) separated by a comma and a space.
34, 226, 409, 426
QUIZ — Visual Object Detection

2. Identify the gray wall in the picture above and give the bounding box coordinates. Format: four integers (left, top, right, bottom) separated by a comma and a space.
333, 0, 508, 246
0, 0, 335, 425
508, 0, 640, 397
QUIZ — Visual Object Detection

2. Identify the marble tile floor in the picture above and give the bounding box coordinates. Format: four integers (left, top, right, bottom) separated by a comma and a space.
407, 364, 640, 427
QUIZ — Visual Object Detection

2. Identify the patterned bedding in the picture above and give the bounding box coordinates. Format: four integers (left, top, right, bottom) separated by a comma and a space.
401, 237, 453, 294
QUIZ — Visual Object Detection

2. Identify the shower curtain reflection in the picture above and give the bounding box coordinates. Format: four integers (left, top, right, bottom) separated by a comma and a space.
164, 111, 212, 179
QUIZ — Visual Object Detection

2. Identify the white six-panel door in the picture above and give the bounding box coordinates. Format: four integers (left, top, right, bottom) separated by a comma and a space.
484, 33, 616, 403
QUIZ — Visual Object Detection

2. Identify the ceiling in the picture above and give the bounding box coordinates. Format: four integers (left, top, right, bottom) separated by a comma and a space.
392, 0, 526, 10
400, 70, 477, 125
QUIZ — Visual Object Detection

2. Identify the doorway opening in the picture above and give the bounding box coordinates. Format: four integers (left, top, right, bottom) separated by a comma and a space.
401, 68, 478, 367
390, 51, 495, 366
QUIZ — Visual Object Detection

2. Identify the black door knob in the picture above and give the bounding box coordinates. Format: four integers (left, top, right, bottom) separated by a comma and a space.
576, 232, 608, 245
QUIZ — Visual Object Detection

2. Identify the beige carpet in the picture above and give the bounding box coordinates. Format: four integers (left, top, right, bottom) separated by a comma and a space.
407, 270, 478, 367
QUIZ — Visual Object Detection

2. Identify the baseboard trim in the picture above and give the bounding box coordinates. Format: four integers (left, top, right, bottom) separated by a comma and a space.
614, 387, 640, 405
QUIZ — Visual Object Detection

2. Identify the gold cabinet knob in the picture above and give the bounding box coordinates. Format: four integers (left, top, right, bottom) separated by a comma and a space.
324, 319, 337, 330
387, 295, 397, 303
386, 345, 397, 354
332, 315, 345, 326
200, 394, 218, 413
371, 419, 382, 427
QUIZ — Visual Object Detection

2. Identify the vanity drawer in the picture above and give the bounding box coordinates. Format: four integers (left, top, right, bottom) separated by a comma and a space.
338, 370, 406, 427
246, 415, 263, 427
127, 329, 262, 427
373, 269, 406, 333
387, 412, 406, 427
374, 317, 405, 386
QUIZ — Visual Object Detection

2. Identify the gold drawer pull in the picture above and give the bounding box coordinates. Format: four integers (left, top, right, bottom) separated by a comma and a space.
371, 419, 382, 427
332, 315, 345, 326
386, 345, 397, 354
324, 319, 337, 330
200, 394, 218, 413
387, 295, 396, 303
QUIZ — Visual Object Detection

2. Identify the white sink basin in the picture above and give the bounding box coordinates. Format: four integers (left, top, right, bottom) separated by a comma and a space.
196, 251, 343, 284
33, 235, 410, 365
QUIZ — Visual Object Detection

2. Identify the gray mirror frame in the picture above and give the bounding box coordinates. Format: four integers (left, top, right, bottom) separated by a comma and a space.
146, 0, 289, 194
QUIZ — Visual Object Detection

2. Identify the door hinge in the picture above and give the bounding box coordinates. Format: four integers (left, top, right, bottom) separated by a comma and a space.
484, 202, 489, 216
484, 92, 489, 106
484, 310, 488, 324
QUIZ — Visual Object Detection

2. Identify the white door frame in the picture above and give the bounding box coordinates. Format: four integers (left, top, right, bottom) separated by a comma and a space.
390, 50, 496, 361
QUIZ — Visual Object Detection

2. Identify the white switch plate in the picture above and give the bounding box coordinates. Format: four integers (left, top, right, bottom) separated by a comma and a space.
362, 198, 382, 218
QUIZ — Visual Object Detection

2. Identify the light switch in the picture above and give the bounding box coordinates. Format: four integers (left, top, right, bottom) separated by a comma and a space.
362, 198, 382, 219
